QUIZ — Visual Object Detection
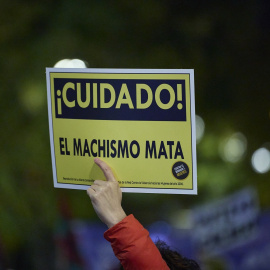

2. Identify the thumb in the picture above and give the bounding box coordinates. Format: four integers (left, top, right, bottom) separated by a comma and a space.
94, 158, 116, 182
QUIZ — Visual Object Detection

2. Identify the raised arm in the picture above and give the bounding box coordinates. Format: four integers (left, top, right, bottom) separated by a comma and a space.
87, 158, 170, 270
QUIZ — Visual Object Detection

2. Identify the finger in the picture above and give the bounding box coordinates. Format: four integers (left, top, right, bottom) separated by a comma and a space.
94, 158, 115, 182
87, 187, 95, 197
90, 183, 102, 193
87, 188, 99, 203
93, 179, 106, 186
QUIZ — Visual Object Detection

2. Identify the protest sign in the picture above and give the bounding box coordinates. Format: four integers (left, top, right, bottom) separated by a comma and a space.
46, 68, 196, 194
191, 187, 259, 254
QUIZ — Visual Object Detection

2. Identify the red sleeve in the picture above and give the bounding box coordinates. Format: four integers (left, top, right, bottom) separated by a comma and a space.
104, 215, 169, 270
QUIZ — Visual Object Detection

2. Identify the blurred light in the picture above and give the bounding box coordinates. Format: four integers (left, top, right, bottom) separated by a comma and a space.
251, 147, 270, 174
19, 82, 45, 114
219, 132, 247, 163
195, 115, 205, 143
54, 59, 87, 68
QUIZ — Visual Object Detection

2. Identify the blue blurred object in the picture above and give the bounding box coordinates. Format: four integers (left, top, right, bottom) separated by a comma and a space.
223, 210, 270, 270
71, 220, 119, 270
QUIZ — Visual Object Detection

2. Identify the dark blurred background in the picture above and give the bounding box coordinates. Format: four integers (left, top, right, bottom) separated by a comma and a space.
0, 0, 270, 269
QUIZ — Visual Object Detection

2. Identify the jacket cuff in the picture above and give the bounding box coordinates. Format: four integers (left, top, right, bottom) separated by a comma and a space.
104, 214, 140, 241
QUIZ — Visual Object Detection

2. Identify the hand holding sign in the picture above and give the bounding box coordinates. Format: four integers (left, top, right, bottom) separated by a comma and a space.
87, 158, 127, 228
